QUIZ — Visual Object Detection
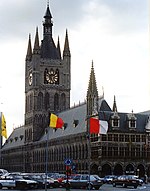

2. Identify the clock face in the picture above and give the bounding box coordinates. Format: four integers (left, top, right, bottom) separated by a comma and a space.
29, 72, 33, 85
46, 70, 58, 84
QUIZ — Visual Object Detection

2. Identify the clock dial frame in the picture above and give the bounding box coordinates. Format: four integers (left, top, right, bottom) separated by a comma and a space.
46, 70, 58, 84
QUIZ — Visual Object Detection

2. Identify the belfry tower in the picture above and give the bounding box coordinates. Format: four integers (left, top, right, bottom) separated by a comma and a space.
25, 3, 71, 142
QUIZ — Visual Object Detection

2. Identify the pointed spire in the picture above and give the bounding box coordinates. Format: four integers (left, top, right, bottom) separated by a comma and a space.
63, 29, 70, 57
112, 95, 118, 112
57, 36, 61, 59
33, 27, 40, 54
26, 34, 32, 61
87, 60, 98, 96
87, 61, 99, 116
44, 1, 52, 19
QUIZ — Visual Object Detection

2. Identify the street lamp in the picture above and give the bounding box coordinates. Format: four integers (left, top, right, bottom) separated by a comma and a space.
137, 169, 139, 177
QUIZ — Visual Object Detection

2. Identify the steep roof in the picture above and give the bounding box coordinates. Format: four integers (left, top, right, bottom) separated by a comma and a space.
2, 100, 149, 150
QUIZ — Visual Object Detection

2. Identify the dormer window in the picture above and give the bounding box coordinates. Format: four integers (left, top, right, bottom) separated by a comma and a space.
111, 110, 120, 128
127, 110, 137, 129
113, 118, 119, 127
130, 119, 136, 128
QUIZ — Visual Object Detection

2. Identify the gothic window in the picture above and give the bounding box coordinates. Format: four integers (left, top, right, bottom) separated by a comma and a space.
37, 92, 43, 110
29, 94, 33, 111
27, 95, 30, 112
54, 93, 59, 111
136, 135, 140, 142
114, 134, 118, 142
44, 68, 48, 84
125, 134, 129, 142
25, 96, 27, 112
55, 69, 59, 84
60, 93, 66, 111
45, 92, 49, 110
108, 134, 112, 141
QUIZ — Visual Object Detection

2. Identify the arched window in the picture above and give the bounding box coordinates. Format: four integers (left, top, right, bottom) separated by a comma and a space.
55, 69, 59, 84
54, 93, 59, 111
37, 92, 43, 110
30, 94, 33, 111
44, 68, 48, 84
45, 92, 49, 110
60, 93, 66, 111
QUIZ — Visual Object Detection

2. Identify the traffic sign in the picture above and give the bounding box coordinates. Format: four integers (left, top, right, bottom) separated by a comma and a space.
64, 158, 72, 166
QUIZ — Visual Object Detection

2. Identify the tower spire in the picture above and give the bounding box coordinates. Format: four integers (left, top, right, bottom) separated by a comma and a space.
112, 95, 118, 112
63, 29, 70, 57
57, 36, 61, 59
26, 34, 32, 61
47, 0, 49, 7
87, 61, 99, 116
33, 27, 40, 54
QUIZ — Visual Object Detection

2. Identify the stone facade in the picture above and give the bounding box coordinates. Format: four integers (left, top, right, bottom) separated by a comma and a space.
0, 3, 150, 179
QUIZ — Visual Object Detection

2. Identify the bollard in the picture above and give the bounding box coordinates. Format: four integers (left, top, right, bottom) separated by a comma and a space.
66, 181, 71, 191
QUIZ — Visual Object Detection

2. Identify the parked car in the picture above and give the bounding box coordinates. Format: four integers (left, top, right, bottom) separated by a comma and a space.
22, 175, 45, 189
103, 175, 117, 184
41, 174, 60, 188
12, 175, 38, 189
0, 176, 16, 189
0, 169, 9, 177
112, 175, 139, 189
132, 175, 143, 186
62, 174, 103, 190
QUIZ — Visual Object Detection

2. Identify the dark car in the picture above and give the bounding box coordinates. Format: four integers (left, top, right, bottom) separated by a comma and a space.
112, 175, 139, 189
62, 174, 103, 190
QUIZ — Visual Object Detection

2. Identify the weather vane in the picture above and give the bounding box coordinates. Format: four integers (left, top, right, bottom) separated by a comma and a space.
47, 0, 49, 7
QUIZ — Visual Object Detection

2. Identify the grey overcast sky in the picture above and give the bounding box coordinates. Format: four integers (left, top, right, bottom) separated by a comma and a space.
0, 0, 149, 136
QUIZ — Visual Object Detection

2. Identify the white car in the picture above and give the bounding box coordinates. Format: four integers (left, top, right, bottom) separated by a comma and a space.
0, 176, 16, 189
13, 175, 38, 189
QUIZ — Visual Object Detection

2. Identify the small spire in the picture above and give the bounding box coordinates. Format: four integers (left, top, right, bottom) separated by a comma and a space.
87, 61, 99, 116
33, 27, 40, 54
57, 36, 61, 59
63, 29, 70, 57
102, 86, 104, 98
44, 1, 52, 19
26, 34, 32, 60
112, 95, 118, 112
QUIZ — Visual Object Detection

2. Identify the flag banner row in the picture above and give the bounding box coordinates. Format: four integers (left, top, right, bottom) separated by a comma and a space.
49, 113, 108, 135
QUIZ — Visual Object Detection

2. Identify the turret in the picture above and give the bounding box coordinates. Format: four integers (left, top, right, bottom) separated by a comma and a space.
63, 29, 71, 58
112, 95, 118, 112
33, 27, 40, 54
57, 36, 61, 59
87, 61, 99, 116
26, 34, 32, 61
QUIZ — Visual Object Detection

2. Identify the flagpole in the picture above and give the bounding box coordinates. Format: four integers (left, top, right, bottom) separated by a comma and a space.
45, 127, 48, 191
87, 115, 91, 190
0, 112, 2, 148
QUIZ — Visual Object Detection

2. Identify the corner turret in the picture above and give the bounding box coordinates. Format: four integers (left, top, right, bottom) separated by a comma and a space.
87, 61, 99, 116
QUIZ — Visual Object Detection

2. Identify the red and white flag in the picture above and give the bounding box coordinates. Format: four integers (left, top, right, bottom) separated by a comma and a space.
89, 117, 108, 134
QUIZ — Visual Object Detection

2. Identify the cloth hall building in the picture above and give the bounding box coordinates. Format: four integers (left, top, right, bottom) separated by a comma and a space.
0, 4, 150, 179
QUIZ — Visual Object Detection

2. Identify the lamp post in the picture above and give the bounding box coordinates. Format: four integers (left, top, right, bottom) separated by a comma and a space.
137, 169, 139, 178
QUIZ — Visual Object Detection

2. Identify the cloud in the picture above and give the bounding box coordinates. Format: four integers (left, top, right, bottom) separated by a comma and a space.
0, 0, 149, 137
